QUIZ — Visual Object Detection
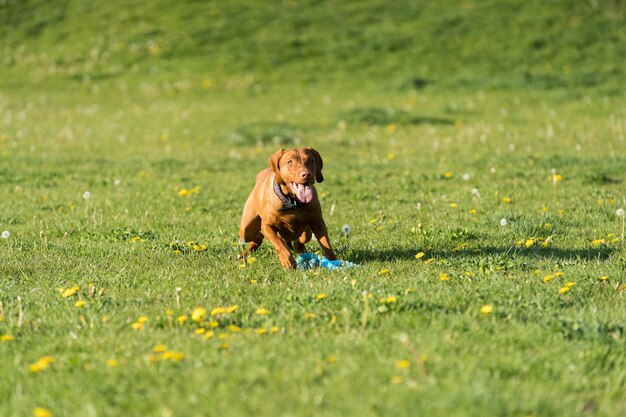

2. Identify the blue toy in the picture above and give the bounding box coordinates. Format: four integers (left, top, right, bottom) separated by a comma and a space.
295, 253, 358, 270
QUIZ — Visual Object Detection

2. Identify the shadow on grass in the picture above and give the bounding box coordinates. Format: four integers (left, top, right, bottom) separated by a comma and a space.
346, 246, 616, 263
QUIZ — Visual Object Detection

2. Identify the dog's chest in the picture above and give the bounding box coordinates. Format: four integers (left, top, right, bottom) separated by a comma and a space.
271, 210, 311, 240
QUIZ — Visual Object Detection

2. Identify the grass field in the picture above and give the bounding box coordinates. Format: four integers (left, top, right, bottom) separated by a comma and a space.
1, 1, 625, 416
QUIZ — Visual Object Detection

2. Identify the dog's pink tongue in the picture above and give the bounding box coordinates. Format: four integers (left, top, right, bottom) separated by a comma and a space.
291, 183, 314, 203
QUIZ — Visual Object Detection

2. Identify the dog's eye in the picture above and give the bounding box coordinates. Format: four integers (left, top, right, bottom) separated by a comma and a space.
287, 160, 292, 165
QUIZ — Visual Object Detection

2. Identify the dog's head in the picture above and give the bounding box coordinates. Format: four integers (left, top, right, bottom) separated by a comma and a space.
269, 147, 324, 204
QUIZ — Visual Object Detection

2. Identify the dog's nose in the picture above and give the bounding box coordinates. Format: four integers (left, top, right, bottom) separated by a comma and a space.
299, 170, 310, 180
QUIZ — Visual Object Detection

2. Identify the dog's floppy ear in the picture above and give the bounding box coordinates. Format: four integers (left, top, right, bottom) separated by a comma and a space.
269, 149, 286, 184
307, 147, 324, 183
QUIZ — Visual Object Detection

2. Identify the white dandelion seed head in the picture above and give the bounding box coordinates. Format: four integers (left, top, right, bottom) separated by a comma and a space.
471, 187, 481, 196
617, 208, 625, 217
551, 168, 557, 175
341, 224, 352, 235
500, 218, 508, 227
114, 179, 121, 186
1, 230, 10, 239
462, 173, 471, 181
82, 191, 91, 200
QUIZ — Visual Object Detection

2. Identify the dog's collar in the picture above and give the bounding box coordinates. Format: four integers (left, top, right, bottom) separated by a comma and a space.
273, 178, 303, 211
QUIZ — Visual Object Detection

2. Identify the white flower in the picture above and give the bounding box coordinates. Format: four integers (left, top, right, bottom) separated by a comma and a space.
1, 230, 9, 239
617, 208, 625, 217
82, 191, 91, 200
499, 218, 508, 227
341, 224, 352, 236
114, 179, 121, 186
471, 188, 481, 197
462, 173, 471, 181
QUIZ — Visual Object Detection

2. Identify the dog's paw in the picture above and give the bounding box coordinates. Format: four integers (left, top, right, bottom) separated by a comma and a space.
279, 252, 297, 269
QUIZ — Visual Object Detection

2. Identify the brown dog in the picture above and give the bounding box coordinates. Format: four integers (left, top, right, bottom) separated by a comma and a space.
239, 147, 337, 269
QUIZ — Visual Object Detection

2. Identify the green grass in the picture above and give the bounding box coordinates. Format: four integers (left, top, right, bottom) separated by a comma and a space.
1, 1, 626, 416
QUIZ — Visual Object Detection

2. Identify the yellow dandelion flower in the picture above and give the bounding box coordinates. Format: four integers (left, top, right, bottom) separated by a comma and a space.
61, 286, 80, 298
525, 239, 535, 248
33, 407, 53, 417
480, 305, 493, 315
255, 328, 267, 335
137, 316, 148, 324
327, 355, 337, 364
176, 315, 188, 325
201, 79, 213, 90
131, 322, 144, 330
303, 312, 316, 319
270, 326, 280, 333
424, 258, 434, 264
255, 308, 270, 315
74, 300, 86, 308
449, 202, 458, 209
203, 330, 215, 340
415, 252, 425, 259
502, 197, 511, 204
543, 274, 555, 283
228, 325, 242, 332
178, 188, 191, 197
250, 279, 258, 284
194, 328, 206, 335
315, 293, 327, 301
395, 359, 410, 369
386, 153, 395, 161
226, 305, 239, 313
210, 307, 226, 316
207, 320, 219, 328
1, 334, 15, 342
384, 295, 397, 304
468, 209, 477, 214
443, 171, 453, 179
564, 281, 576, 288
217, 333, 229, 340
191, 307, 206, 322
377, 268, 391, 276
162, 351, 186, 362
554, 271, 564, 277
559, 286, 570, 294
106, 359, 119, 367
219, 343, 229, 350
438, 273, 449, 281
246, 256, 257, 264
599, 275, 608, 281
591, 239, 605, 246
166, 309, 174, 316
153, 345, 167, 353
29, 356, 54, 373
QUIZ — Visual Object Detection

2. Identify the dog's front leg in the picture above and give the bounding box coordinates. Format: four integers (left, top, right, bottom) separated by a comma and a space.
261, 223, 296, 269
311, 221, 337, 261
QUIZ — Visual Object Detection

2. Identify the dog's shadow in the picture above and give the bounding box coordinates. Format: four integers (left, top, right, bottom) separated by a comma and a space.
341, 245, 616, 264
